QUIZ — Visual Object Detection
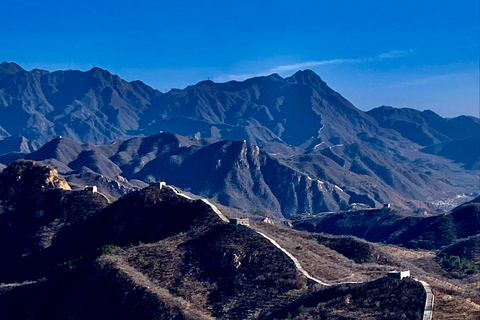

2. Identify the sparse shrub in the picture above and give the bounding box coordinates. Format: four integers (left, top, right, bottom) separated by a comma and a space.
438, 253, 480, 276
137, 253, 147, 266
99, 244, 118, 255
295, 305, 304, 315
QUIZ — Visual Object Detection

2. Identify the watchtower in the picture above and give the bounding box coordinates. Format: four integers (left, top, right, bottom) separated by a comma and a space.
149, 182, 167, 190
387, 270, 410, 280
85, 186, 97, 193
229, 218, 250, 227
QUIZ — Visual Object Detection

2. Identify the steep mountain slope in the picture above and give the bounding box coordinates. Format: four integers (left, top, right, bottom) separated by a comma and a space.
0, 134, 353, 217
1, 130, 476, 217
283, 140, 472, 208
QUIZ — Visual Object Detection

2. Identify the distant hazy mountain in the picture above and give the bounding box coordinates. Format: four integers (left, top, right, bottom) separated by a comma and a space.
0, 61, 400, 151
0, 62, 478, 215
0, 134, 40, 154
0, 61, 161, 145
422, 134, 480, 169
367, 106, 480, 167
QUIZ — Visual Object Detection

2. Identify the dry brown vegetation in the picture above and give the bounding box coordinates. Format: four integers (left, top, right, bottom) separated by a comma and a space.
0, 161, 477, 319
251, 221, 480, 320
115, 225, 309, 319
269, 277, 426, 320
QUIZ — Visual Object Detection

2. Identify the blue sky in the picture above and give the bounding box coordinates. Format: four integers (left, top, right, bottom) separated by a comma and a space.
1, 0, 478, 117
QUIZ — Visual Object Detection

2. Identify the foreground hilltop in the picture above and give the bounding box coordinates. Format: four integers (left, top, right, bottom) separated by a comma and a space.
0, 160, 439, 319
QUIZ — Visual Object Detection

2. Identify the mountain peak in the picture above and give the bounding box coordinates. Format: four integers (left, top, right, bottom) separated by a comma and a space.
263, 73, 284, 81
0, 61, 25, 75
286, 69, 327, 88
87, 66, 113, 78
196, 79, 216, 86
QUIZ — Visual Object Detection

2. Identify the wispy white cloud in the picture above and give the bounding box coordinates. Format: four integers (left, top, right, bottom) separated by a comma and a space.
213, 49, 415, 83
378, 49, 416, 59
269, 58, 362, 73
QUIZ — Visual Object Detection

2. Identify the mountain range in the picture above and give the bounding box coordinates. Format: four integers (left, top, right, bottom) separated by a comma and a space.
1, 160, 478, 319
0, 61, 479, 319
0, 61, 478, 218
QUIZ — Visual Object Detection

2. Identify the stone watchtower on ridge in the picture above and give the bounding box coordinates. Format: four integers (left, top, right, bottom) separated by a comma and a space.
229, 218, 250, 227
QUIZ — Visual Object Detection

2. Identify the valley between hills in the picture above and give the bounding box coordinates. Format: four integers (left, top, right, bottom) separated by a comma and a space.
0, 62, 479, 319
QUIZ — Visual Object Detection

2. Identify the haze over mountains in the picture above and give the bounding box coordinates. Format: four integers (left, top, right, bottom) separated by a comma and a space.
0, 61, 478, 217
0, 60, 479, 319
367, 106, 480, 169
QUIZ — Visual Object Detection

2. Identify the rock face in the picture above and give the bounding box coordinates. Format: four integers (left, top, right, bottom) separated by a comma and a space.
0, 159, 71, 199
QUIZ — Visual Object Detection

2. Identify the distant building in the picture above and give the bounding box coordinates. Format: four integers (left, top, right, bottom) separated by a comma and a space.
85, 186, 97, 193
384, 203, 391, 209
387, 270, 410, 280
150, 182, 167, 189
262, 217, 274, 225
229, 218, 250, 227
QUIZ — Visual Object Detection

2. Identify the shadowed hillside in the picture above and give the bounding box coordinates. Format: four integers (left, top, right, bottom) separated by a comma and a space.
294, 198, 480, 251
0, 160, 435, 319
